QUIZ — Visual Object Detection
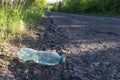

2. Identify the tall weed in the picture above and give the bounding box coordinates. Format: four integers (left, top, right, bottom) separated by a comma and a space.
0, 0, 45, 44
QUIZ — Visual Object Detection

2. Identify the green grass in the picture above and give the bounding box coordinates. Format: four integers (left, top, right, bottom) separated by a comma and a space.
86, 12, 120, 18
76, 12, 120, 19
0, 0, 45, 45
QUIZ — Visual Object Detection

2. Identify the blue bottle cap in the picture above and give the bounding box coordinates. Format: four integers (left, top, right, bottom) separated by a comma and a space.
60, 57, 65, 63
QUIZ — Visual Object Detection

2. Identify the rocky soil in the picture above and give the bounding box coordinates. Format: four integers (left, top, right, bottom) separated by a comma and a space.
1, 12, 120, 80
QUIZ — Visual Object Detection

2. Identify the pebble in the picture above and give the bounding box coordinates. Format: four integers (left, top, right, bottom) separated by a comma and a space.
92, 62, 100, 67
102, 62, 110, 65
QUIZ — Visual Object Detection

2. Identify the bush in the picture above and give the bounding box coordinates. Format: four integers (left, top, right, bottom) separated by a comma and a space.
52, 0, 120, 14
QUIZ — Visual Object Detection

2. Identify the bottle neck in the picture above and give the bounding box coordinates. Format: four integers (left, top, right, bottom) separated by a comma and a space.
60, 57, 65, 63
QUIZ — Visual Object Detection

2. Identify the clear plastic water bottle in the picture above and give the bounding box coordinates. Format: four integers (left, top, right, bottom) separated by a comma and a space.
18, 48, 38, 61
18, 48, 65, 66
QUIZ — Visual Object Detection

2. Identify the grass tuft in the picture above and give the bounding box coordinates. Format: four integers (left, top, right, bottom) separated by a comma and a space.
0, 0, 45, 45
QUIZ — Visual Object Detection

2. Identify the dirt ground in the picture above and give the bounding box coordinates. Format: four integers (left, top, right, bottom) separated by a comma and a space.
1, 12, 120, 80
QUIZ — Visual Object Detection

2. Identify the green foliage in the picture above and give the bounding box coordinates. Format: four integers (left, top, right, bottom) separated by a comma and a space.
24, 0, 47, 9
24, 0, 36, 8
22, 9, 45, 28
37, 0, 47, 9
0, 0, 46, 44
52, 0, 120, 14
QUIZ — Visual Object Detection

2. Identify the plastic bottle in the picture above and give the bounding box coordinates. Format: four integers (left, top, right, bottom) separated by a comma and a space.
18, 48, 65, 66
18, 48, 38, 61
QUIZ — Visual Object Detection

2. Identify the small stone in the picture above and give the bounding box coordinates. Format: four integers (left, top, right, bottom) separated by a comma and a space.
102, 62, 110, 65
92, 62, 100, 67
24, 69, 28, 73
72, 72, 80, 77
90, 65, 95, 69
61, 49, 68, 53
80, 77, 90, 80
89, 52, 96, 55
116, 72, 120, 78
